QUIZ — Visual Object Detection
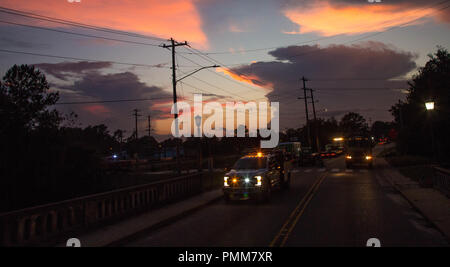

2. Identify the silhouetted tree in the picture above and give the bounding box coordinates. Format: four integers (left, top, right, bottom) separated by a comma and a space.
339, 112, 369, 136
390, 47, 450, 162
0, 64, 60, 132
371, 121, 393, 140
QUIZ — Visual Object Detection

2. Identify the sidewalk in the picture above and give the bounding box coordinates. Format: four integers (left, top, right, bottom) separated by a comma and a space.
378, 158, 450, 240
59, 189, 223, 247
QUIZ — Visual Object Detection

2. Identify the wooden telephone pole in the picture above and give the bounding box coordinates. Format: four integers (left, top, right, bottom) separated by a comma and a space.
162, 38, 188, 174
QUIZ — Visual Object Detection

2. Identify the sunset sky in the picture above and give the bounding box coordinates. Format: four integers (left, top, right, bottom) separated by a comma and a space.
0, 0, 449, 140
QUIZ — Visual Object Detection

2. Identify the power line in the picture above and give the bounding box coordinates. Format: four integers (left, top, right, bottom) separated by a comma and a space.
55, 96, 172, 105
161, 38, 189, 174
147, 114, 152, 137
179, 48, 265, 95
0, 48, 170, 69
190, 0, 450, 67
177, 68, 247, 101
177, 81, 203, 96
0, 20, 162, 47
193, 0, 450, 58
309, 78, 408, 81
179, 35, 338, 55
0, 6, 167, 42
178, 81, 231, 100
132, 109, 142, 140
298, 77, 311, 146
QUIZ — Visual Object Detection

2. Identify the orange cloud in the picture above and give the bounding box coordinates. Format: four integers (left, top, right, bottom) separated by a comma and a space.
216, 67, 270, 90
1, 0, 208, 47
283, 3, 435, 36
83, 104, 110, 115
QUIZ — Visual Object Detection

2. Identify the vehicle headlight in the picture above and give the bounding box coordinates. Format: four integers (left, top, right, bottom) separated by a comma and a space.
224, 176, 229, 187
346, 155, 352, 159
254, 176, 262, 186
365, 155, 372, 160
244, 178, 250, 183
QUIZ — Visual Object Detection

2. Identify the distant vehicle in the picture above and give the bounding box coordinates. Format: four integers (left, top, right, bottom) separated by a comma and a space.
278, 142, 301, 162
223, 151, 291, 202
101, 151, 141, 171
103, 151, 130, 162
320, 150, 336, 159
378, 137, 389, 145
332, 137, 345, 152
299, 146, 323, 166
345, 136, 374, 168
323, 143, 343, 157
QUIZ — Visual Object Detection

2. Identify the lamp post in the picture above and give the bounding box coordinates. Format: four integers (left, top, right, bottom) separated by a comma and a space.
171, 64, 219, 174
195, 114, 203, 172
425, 101, 436, 160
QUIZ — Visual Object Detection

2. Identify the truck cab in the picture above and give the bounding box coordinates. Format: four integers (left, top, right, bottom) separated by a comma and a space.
223, 152, 291, 202
345, 136, 374, 168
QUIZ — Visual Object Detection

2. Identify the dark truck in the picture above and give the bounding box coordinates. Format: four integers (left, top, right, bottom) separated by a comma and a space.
345, 136, 374, 168
223, 151, 291, 202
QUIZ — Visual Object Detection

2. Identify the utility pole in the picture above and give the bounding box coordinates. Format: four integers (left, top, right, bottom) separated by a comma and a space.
298, 76, 311, 147
132, 109, 141, 140
309, 88, 320, 152
147, 114, 152, 137
162, 38, 188, 174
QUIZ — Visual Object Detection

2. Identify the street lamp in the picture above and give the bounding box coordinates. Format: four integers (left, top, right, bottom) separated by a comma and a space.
195, 114, 202, 137
176, 65, 220, 83
172, 64, 219, 174
425, 101, 436, 160
195, 114, 203, 172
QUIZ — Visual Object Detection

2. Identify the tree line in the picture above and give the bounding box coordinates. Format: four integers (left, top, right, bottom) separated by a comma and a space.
2, 46, 447, 211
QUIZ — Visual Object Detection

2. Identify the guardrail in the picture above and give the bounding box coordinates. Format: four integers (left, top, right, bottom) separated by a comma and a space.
0, 173, 203, 246
433, 167, 450, 198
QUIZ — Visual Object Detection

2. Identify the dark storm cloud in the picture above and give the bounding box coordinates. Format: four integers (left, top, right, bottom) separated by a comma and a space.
57, 71, 173, 127
69, 71, 168, 100
36, 61, 113, 81
230, 41, 416, 127
234, 41, 416, 91
264, 41, 417, 80
37, 61, 173, 135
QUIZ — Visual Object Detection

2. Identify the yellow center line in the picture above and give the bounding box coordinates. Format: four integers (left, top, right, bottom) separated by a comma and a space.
269, 172, 328, 247
279, 174, 326, 247
269, 175, 320, 247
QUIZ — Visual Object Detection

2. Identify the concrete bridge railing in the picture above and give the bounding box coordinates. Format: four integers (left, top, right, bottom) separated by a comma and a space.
0, 173, 203, 246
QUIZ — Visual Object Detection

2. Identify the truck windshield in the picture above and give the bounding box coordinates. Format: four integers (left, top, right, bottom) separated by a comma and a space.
233, 157, 267, 170
347, 140, 370, 148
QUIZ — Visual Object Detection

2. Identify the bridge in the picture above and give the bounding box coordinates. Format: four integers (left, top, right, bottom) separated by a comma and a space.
1, 146, 449, 247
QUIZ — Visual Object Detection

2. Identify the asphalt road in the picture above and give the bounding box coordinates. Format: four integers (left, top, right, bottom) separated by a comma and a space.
126, 147, 448, 247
